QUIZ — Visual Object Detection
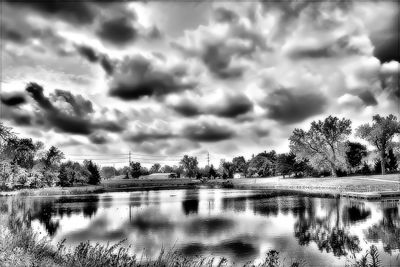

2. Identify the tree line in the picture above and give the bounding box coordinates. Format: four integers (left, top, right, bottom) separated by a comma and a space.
0, 123, 101, 189
0, 113, 399, 189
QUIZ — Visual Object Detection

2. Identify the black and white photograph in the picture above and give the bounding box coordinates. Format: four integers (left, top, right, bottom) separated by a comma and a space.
0, 0, 399, 266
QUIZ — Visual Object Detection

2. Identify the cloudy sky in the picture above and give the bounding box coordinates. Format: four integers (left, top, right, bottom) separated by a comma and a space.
1, 0, 399, 166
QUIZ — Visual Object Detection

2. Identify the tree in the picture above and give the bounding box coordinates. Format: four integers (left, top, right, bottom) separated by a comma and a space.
180, 155, 198, 178
345, 142, 367, 172
129, 161, 142, 178
0, 122, 14, 147
232, 156, 247, 176
2, 137, 40, 169
101, 166, 117, 179
356, 114, 400, 175
86, 160, 101, 185
289, 116, 352, 177
149, 163, 161, 174
386, 148, 398, 173
42, 146, 64, 170
219, 160, 235, 179
276, 153, 296, 178
161, 165, 173, 173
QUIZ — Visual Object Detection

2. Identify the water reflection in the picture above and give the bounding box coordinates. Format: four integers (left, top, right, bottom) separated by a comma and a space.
366, 203, 400, 254
2, 190, 400, 266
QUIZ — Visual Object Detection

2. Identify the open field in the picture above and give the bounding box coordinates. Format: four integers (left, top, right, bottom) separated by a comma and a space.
230, 174, 400, 194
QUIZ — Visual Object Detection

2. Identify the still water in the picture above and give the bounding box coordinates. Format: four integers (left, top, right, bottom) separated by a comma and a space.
2, 189, 400, 266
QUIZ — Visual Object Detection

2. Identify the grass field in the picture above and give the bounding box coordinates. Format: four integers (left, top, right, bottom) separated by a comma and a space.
1, 174, 399, 196
231, 173, 400, 193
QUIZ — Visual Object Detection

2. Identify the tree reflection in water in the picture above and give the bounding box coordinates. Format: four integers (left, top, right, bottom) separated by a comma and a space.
294, 198, 362, 257
366, 204, 400, 254
3, 195, 100, 236
182, 191, 199, 215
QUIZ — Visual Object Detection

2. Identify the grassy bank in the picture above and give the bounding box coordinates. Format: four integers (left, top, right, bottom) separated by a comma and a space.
0, 178, 200, 197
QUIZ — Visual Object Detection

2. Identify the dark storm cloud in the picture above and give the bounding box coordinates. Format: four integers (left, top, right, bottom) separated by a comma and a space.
213, 6, 239, 23
109, 56, 196, 100
75, 45, 115, 75
171, 100, 202, 117
171, 93, 253, 118
89, 132, 109, 144
76, 45, 99, 62
370, 8, 399, 63
262, 88, 327, 124
211, 94, 253, 118
97, 17, 137, 46
182, 121, 235, 142
7, 1, 97, 25
125, 132, 176, 143
0, 93, 26, 106
25, 82, 125, 135
357, 90, 378, 106
54, 89, 94, 117
4, 25, 26, 44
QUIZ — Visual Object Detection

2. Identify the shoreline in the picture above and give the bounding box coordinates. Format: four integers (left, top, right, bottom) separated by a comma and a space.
1, 174, 400, 200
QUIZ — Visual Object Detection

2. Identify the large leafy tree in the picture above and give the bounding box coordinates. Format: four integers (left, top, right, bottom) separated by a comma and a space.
345, 141, 367, 171
149, 163, 161, 174
356, 114, 400, 175
232, 156, 247, 176
2, 138, 41, 169
0, 122, 14, 146
180, 155, 198, 178
42, 146, 64, 170
289, 116, 352, 177
219, 160, 235, 179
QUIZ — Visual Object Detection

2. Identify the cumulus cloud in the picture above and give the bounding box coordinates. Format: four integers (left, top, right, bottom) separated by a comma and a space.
7, 1, 98, 25
97, 17, 138, 46
24, 82, 125, 135
170, 92, 253, 119
182, 121, 235, 142
109, 55, 196, 100
75, 44, 115, 75
262, 87, 327, 124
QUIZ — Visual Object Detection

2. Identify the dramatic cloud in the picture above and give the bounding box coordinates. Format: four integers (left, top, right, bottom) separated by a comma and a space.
75, 45, 115, 75
262, 88, 327, 124
0, 93, 26, 106
171, 92, 253, 119
1, 0, 399, 162
109, 56, 196, 100
8, 1, 97, 25
182, 121, 235, 142
25, 82, 125, 135
97, 17, 138, 46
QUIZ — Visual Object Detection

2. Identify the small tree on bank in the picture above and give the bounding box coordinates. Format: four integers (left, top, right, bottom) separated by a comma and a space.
289, 116, 352, 177
86, 160, 101, 185
129, 162, 141, 178
356, 114, 400, 175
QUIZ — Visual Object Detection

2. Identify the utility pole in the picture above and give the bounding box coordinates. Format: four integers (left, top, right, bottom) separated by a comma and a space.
207, 152, 210, 167
129, 151, 131, 165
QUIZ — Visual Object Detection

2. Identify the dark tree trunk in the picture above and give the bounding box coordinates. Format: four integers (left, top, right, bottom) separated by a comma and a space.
330, 161, 338, 177
380, 149, 386, 175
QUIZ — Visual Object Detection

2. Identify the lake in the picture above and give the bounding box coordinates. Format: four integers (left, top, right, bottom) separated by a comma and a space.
1, 189, 400, 266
